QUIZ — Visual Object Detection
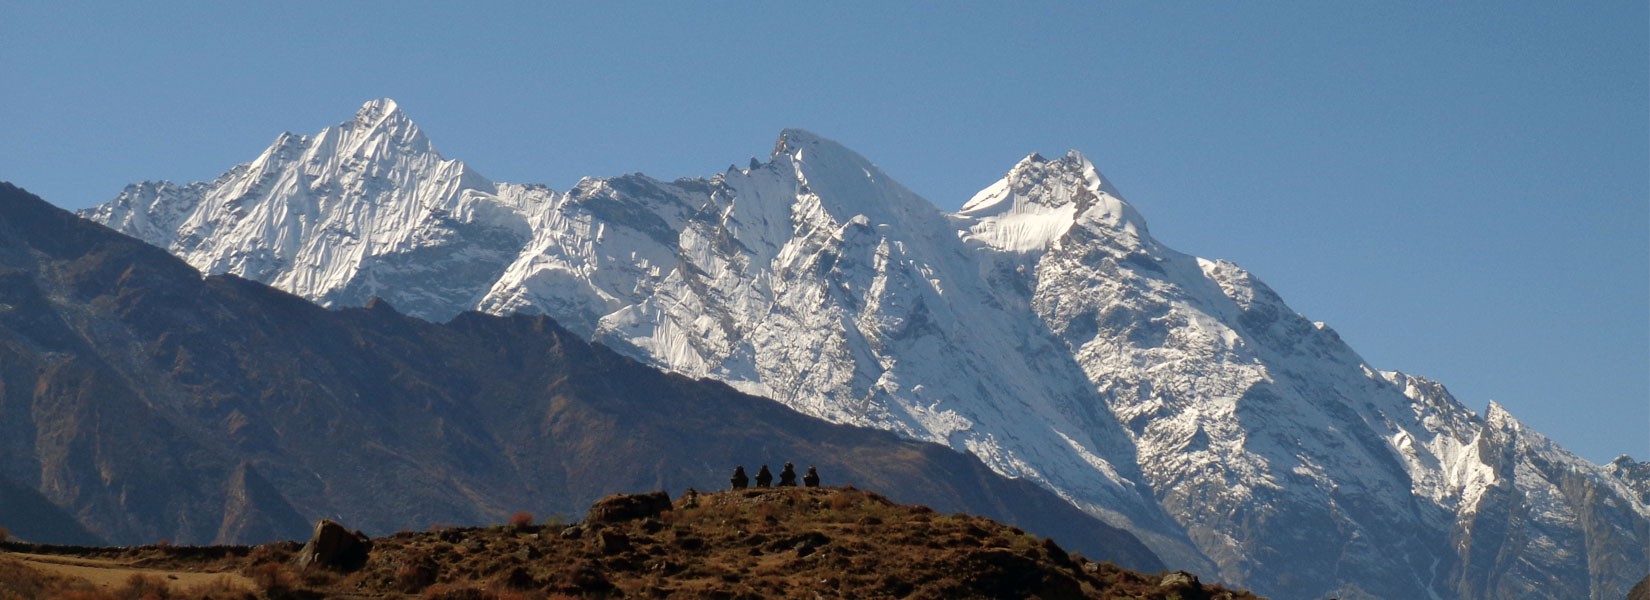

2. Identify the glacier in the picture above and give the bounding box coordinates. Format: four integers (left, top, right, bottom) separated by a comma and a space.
85, 99, 1650, 599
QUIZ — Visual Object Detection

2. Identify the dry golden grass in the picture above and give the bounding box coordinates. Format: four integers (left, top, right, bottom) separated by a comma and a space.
0, 555, 254, 600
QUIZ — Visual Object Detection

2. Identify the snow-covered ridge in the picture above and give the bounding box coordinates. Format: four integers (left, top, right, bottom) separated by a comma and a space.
85, 99, 1649, 599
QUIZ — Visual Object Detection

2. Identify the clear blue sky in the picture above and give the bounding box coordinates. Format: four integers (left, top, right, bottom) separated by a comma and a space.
2, 2, 1645, 464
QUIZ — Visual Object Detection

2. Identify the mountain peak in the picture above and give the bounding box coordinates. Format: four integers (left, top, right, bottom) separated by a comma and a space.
770, 128, 845, 162
340, 97, 432, 156
354, 97, 403, 127
764, 128, 942, 230
770, 129, 893, 181
1003, 150, 1116, 196
956, 148, 1145, 253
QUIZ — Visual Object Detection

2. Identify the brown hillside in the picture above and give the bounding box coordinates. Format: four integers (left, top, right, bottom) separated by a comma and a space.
0, 487, 1257, 599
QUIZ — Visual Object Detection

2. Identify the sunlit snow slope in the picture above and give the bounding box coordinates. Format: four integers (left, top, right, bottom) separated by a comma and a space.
87, 100, 1649, 600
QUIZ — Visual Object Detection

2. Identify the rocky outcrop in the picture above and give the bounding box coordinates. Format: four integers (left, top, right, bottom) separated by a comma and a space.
294, 520, 372, 571
1607, 455, 1650, 506
586, 492, 672, 524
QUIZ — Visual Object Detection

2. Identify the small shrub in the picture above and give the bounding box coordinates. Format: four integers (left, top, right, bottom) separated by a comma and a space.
486, 592, 536, 600
0, 525, 10, 543
296, 566, 337, 588
395, 561, 438, 593
244, 542, 294, 566
421, 584, 496, 600
826, 493, 856, 511
115, 573, 170, 600
753, 503, 780, 521
55, 592, 122, 600
508, 512, 534, 528
246, 563, 297, 593
177, 576, 255, 600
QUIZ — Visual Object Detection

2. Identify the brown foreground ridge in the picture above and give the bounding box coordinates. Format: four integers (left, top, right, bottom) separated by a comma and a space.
0, 486, 1258, 599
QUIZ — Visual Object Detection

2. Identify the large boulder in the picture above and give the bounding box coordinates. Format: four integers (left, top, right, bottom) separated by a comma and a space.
586, 491, 672, 524
293, 519, 372, 571
1629, 573, 1650, 600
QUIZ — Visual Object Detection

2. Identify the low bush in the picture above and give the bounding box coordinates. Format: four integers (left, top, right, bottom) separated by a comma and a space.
508, 512, 534, 529
245, 562, 296, 594
114, 573, 169, 600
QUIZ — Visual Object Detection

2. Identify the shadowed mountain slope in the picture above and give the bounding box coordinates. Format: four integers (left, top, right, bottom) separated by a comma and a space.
0, 182, 1159, 571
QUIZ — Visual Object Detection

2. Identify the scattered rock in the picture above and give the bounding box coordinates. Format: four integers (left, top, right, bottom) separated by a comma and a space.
294, 519, 373, 571
596, 530, 632, 555
501, 566, 539, 589
639, 518, 665, 534
766, 531, 831, 557
1161, 570, 1200, 589
587, 491, 673, 524
568, 562, 615, 594
513, 545, 542, 562
966, 548, 1082, 599
1040, 537, 1071, 566
646, 558, 681, 575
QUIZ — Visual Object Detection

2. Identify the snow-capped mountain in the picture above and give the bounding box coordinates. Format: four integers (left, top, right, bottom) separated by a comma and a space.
86, 99, 1649, 599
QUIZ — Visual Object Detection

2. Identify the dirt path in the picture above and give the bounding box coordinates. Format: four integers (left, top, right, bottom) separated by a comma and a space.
2, 550, 255, 593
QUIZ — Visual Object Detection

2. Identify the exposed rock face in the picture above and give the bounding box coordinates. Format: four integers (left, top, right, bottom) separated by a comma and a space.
586, 492, 672, 524
0, 181, 1161, 573
1607, 455, 1650, 506
294, 520, 372, 571
218, 462, 308, 545
1158, 571, 1201, 595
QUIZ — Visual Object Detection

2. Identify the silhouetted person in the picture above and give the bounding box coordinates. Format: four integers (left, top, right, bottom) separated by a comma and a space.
755, 465, 774, 488
778, 462, 798, 487
730, 466, 749, 490
803, 466, 820, 488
